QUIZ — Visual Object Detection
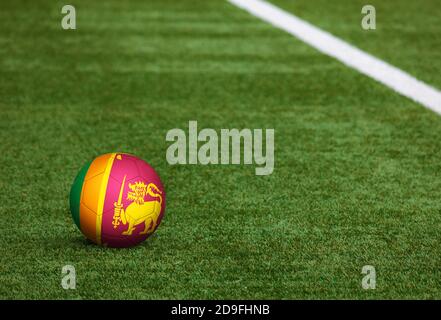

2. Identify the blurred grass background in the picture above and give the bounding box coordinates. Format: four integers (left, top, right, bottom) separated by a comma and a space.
1, 0, 441, 299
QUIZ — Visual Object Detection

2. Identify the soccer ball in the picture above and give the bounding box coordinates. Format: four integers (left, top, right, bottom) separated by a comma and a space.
69, 153, 166, 247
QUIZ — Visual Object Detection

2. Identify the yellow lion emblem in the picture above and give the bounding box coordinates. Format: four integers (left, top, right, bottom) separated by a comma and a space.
112, 175, 163, 236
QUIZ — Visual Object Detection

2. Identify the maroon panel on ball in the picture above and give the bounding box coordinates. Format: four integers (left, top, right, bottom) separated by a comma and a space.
101, 154, 165, 248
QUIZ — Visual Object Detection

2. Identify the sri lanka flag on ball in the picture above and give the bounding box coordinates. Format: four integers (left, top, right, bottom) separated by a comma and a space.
69, 153, 165, 247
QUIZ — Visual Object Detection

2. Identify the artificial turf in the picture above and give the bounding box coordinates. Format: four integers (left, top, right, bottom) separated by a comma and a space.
1, 0, 441, 299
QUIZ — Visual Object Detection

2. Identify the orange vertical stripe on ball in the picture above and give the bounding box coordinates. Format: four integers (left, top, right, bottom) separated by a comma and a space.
79, 203, 98, 242
95, 153, 117, 245
85, 153, 111, 180
79, 153, 114, 244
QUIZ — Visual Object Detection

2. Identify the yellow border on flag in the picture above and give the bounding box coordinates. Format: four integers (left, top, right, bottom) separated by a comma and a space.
96, 153, 117, 245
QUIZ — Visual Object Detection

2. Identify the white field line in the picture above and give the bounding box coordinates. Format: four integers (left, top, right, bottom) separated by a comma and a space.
228, 0, 441, 115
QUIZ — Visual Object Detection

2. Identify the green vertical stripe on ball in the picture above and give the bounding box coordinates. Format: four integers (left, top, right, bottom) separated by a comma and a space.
69, 160, 92, 230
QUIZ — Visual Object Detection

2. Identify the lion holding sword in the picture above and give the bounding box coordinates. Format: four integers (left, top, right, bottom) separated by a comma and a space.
112, 175, 163, 236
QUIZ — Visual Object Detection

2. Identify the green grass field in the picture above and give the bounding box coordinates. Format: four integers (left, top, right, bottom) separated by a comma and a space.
1, 0, 441, 299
